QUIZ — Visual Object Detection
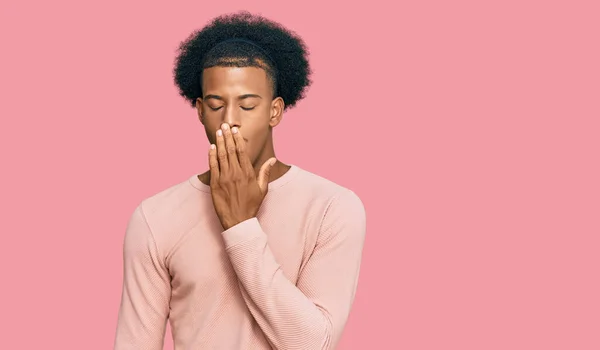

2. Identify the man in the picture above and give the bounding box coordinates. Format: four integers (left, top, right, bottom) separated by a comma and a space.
114, 11, 366, 350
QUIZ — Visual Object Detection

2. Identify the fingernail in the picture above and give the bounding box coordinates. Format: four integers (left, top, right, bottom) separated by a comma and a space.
217, 129, 222, 136
232, 127, 238, 134
222, 123, 229, 130
210, 144, 216, 149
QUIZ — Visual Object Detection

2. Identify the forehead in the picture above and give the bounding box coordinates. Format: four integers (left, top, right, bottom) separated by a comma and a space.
202, 66, 270, 94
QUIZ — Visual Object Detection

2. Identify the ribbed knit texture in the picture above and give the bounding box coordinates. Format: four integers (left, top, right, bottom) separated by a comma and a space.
114, 165, 366, 350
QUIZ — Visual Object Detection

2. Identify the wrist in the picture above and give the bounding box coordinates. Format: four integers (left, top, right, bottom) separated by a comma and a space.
222, 215, 254, 231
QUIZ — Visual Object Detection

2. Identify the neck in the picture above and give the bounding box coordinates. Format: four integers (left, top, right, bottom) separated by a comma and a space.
252, 135, 276, 174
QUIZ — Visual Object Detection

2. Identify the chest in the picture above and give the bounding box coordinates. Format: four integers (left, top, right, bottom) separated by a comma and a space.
166, 210, 312, 299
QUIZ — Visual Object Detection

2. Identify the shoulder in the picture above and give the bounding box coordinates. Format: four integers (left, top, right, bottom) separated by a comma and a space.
295, 166, 364, 202
292, 166, 366, 223
291, 168, 367, 248
127, 174, 206, 246
137, 176, 194, 219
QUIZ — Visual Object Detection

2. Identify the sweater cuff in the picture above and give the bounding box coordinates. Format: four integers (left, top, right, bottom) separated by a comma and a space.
221, 217, 265, 250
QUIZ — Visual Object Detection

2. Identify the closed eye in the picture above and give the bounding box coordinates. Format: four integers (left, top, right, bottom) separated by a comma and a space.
241, 106, 255, 111
209, 106, 223, 111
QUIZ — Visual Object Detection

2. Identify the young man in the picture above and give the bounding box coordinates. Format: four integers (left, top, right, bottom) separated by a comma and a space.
114, 11, 366, 350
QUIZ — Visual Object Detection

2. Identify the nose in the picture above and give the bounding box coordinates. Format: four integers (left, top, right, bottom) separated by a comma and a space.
223, 105, 242, 129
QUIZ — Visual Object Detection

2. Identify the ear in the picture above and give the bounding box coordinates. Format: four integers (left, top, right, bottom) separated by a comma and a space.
269, 97, 285, 127
195, 98, 205, 125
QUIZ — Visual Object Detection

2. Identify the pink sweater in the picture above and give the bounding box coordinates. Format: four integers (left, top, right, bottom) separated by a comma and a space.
114, 165, 366, 349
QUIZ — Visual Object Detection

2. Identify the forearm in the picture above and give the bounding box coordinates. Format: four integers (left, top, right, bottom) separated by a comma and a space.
222, 190, 366, 350
224, 220, 334, 350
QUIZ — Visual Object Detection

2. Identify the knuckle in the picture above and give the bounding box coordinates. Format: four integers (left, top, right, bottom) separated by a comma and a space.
230, 168, 242, 180
218, 175, 230, 184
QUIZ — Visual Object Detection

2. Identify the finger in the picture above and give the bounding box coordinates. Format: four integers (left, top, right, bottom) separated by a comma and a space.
216, 128, 229, 174
208, 144, 219, 185
231, 126, 254, 176
257, 157, 276, 193
221, 123, 240, 171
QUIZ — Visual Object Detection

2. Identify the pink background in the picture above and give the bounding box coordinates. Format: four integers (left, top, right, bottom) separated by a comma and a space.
1, 0, 599, 349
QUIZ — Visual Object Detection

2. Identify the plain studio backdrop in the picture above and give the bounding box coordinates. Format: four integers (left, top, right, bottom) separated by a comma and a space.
0, 1, 598, 349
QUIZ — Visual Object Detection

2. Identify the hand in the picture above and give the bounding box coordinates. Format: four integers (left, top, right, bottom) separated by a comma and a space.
208, 123, 276, 231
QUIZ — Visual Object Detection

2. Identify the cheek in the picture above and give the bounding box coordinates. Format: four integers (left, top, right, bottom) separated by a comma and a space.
243, 130, 267, 157
244, 136, 258, 156
204, 121, 222, 144
204, 128, 216, 145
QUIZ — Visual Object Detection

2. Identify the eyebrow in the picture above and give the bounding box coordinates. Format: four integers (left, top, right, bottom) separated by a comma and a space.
204, 94, 262, 100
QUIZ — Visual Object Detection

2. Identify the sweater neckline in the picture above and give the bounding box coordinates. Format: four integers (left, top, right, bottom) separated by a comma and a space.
189, 164, 301, 193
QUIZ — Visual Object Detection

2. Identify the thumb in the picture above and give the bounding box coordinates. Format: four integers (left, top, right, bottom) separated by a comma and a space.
257, 157, 277, 193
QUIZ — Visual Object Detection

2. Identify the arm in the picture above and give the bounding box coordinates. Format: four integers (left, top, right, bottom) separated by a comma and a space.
114, 204, 171, 350
222, 189, 367, 350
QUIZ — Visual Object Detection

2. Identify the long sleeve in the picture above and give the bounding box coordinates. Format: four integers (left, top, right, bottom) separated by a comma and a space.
114, 204, 171, 350
221, 189, 367, 350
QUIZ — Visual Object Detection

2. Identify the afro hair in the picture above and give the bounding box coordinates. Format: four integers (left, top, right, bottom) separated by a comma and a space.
173, 11, 312, 110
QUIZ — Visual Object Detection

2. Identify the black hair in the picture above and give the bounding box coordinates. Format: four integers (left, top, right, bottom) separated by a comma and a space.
173, 11, 312, 110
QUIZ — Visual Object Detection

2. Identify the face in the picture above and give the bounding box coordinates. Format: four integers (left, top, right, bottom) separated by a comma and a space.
196, 65, 284, 167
